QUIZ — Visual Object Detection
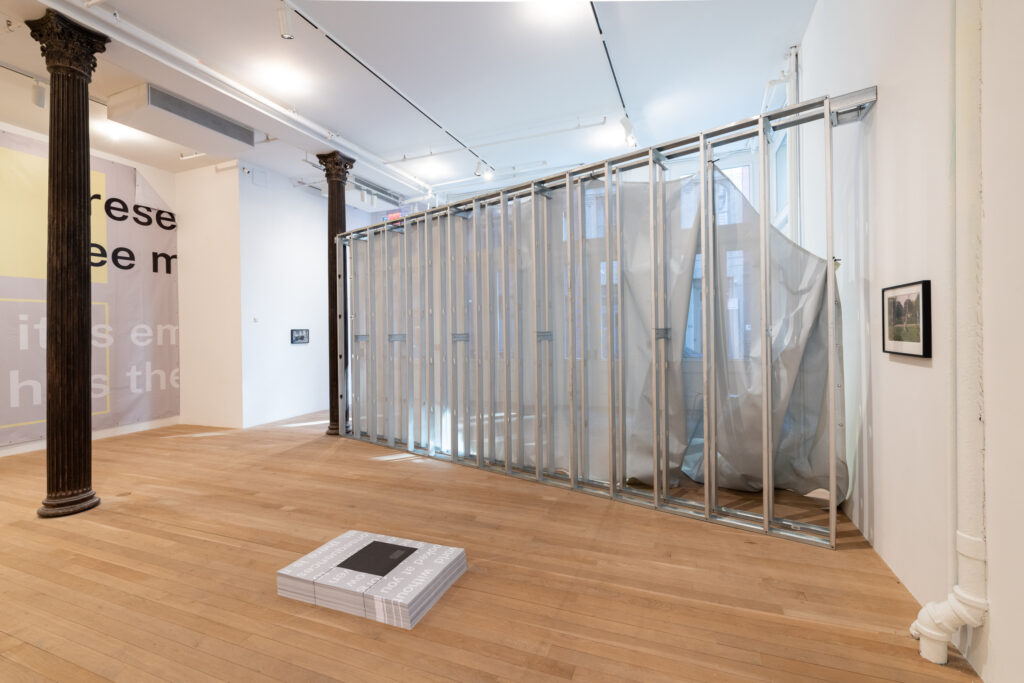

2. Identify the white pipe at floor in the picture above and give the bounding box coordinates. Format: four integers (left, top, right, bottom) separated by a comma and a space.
909, 0, 988, 664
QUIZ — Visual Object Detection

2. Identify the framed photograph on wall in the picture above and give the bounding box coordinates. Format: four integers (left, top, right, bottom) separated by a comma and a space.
290, 329, 309, 344
882, 280, 931, 358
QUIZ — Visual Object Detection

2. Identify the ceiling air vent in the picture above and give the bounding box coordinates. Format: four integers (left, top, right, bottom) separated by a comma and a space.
107, 83, 256, 156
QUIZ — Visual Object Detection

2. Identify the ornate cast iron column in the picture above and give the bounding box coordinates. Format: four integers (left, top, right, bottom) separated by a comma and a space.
317, 151, 355, 436
28, 10, 109, 517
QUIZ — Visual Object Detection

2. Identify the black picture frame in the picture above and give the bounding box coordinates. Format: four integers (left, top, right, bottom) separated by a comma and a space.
881, 280, 931, 358
290, 328, 309, 344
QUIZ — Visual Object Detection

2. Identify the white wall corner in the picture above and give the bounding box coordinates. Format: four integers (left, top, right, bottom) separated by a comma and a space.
175, 162, 245, 428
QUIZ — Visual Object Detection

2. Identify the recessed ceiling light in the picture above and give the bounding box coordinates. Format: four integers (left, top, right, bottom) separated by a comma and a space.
409, 155, 454, 183
252, 61, 310, 98
524, 1, 579, 27
590, 120, 631, 150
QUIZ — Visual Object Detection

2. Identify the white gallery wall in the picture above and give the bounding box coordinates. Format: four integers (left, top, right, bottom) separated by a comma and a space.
176, 161, 351, 429
168, 152, 375, 431
347, 205, 372, 232
238, 165, 329, 428
976, 0, 1024, 678
175, 164, 244, 428
800, 0, 958, 605
802, 1, 1024, 679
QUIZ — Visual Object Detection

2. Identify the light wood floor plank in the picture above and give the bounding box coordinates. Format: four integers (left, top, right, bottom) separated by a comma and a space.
0, 412, 978, 682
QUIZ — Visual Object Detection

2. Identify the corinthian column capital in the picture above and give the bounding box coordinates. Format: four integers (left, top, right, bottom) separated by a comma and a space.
26, 9, 109, 80
317, 151, 355, 183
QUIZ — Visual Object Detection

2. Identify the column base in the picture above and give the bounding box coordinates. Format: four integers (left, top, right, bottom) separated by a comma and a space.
326, 424, 340, 436
37, 490, 100, 518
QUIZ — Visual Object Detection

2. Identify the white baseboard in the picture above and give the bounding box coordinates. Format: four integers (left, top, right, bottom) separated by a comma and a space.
0, 416, 182, 458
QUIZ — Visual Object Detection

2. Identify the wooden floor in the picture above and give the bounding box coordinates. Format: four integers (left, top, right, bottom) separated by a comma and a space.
0, 414, 977, 682
669, 477, 832, 530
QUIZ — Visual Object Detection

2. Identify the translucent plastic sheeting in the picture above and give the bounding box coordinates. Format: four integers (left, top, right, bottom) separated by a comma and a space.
512, 195, 536, 473
697, 167, 848, 499
448, 212, 476, 464
335, 92, 886, 547
347, 177, 846, 480
350, 234, 369, 438
536, 186, 569, 481
429, 212, 450, 456
484, 202, 505, 467
610, 167, 652, 497
407, 218, 425, 449
384, 228, 407, 447
342, 157, 849, 549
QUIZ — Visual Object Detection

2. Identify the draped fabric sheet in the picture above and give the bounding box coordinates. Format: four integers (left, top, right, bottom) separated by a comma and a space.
344, 167, 848, 506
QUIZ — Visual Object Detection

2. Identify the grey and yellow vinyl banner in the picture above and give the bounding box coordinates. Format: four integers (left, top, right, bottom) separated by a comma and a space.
0, 129, 179, 446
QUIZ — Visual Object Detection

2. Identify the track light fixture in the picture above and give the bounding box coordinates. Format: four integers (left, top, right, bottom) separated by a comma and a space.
278, 4, 294, 40
474, 160, 496, 181
620, 115, 637, 148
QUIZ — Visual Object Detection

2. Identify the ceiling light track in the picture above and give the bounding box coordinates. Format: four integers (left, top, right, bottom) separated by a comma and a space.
385, 116, 607, 165
446, 160, 551, 189
443, 161, 583, 202
590, 3, 626, 112
590, 2, 636, 146
289, 2, 495, 170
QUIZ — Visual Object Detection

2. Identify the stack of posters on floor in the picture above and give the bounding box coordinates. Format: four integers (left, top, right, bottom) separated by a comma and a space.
276, 530, 467, 629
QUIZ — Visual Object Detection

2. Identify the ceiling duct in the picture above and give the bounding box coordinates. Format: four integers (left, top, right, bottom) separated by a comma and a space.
107, 83, 256, 157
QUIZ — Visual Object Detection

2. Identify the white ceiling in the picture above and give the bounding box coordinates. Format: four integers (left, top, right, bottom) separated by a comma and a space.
0, 0, 817, 205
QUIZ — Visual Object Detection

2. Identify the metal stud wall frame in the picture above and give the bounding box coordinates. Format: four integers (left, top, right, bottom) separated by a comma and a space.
338, 88, 876, 548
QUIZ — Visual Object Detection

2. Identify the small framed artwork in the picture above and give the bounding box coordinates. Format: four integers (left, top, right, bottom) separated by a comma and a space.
290, 329, 309, 344
882, 280, 931, 358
